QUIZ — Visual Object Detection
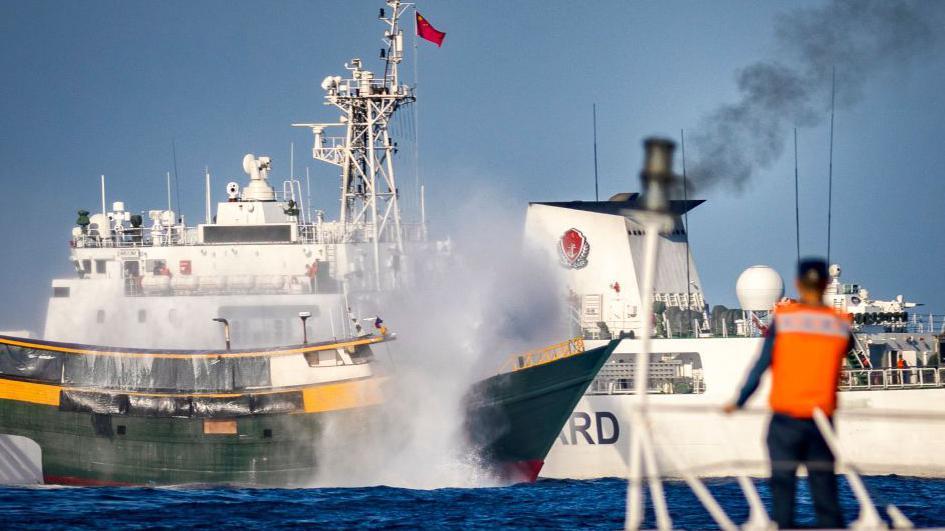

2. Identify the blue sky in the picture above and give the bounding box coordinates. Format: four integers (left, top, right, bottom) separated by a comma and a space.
1, 1, 944, 331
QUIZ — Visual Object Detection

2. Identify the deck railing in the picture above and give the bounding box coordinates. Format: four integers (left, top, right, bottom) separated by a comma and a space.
839, 367, 945, 391
73, 221, 428, 249
497, 337, 585, 374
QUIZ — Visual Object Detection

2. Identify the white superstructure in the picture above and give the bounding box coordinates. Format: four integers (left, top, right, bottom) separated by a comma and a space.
44, 1, 439, 350
526, 195, 945, 478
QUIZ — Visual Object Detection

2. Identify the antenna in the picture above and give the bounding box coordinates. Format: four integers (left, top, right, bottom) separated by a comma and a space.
306, 166, 312, 224
794, 128, 800, 264
681, 129, 692, 336
166, 171, 172, 212
172, 140, 181, 223
100, 175, 106, 219
593, 104, 600, 201
205, 166, 212, 224
826, 67, 836, 264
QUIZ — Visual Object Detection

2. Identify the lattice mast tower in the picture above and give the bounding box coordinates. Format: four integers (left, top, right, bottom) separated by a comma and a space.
295, 0, 415, 287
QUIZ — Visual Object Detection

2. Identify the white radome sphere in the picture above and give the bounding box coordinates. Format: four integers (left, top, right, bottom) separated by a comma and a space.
736, 265, 785, 311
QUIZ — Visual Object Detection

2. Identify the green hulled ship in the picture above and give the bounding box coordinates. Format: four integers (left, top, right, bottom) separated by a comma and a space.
464, 338, 619, 482
0, 333, 616, 486
0, 333, 388, 486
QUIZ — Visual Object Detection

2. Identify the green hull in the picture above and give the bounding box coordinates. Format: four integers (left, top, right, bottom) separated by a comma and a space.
464, 340, 619, 482
0, 397, 372, 486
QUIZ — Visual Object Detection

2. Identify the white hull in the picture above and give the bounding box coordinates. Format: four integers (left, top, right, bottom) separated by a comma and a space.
541, 338, 945, 479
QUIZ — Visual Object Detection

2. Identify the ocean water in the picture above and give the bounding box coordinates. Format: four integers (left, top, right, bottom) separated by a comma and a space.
2, 476, 944, 529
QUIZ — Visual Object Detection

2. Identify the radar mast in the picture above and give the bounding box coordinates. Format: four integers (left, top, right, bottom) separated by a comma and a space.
294, 0, 415, 290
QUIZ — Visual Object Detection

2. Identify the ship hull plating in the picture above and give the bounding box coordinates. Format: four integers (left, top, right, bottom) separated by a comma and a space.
0, 397, 381, 486
541, 338, 945, 479
465, 340, 618, 482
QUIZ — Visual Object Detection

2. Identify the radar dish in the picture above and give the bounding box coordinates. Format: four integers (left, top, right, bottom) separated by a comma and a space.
242, 154, 256, 176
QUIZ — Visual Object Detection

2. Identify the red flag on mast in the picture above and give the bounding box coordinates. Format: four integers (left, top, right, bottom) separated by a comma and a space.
416, 12, 445, 47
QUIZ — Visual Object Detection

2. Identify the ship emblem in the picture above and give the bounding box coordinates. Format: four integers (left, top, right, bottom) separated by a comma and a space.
558, 228, 590, 269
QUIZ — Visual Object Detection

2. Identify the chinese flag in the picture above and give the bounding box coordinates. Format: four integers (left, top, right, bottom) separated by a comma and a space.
416, 12, 445, 47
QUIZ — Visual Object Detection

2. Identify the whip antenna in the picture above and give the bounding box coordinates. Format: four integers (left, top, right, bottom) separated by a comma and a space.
681, 129, 692, 336
593, 103, 600, 201
794, 128, 800, 263
172, 139, 182, 222
826, 67, 836, 264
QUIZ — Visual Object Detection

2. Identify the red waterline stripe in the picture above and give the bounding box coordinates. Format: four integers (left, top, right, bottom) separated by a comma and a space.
44, 475, 134, 487
502, 459, 544, 483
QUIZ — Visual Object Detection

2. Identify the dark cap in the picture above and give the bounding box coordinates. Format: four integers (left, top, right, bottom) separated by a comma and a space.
797, 257, 829, 289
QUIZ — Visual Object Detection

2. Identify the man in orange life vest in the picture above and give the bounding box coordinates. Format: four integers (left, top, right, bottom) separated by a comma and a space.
724, 258, 853, 529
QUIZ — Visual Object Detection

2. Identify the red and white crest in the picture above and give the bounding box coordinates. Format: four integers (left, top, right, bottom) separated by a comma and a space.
558, 228, 590, 269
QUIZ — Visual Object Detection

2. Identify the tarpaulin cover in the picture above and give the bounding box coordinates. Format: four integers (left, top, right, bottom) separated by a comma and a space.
251, 392, 303, 415
62, 354, 271, 392
127, 395, 193, 417
0, 344, 63, 383
192, 395, 253, 417
60, 390, 303, 418
60, 391, 129, 415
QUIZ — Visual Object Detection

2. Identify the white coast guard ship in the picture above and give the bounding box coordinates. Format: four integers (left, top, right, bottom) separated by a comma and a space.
43, 1, 439, 350
527, 195, 945, 478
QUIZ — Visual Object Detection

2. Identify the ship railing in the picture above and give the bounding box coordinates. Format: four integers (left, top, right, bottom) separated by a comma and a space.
581, 319, 641, 340
588, 375, 706, 395
296, 222, 428, 245
73, 226, 200, 248
623, 402, 943, 529
839, 367, 945, 391
331, 77, 409, 98
497, 337, 585, 374
73, 220, 428, 249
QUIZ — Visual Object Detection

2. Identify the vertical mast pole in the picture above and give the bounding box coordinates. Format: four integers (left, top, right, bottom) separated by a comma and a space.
681, 129, 691, 336
306, 166, 312, 224
420, 184, 426, 237
205, 167, 212, 224
794, 128, 800, 263
100, 175, 106, 219
291, 141, 303, 223
827, 67, 836, 265
593, 104, 600, 201
172, 140, 181, 223
166, 172, 172, 212
367, 103, 381, 291
412, 5, 423, 233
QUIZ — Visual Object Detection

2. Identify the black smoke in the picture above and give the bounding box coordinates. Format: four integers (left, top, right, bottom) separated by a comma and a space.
687, 0, 945, 191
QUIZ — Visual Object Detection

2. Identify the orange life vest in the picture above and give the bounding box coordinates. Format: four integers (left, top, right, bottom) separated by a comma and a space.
769, 302, 851, 418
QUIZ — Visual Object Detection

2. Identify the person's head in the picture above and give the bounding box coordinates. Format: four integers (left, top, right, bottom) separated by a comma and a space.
796, 257, 829, 305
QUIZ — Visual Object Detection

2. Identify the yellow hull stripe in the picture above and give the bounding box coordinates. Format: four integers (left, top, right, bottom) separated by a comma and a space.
302, 378, 384, 413
0, 377, 385, 413
0, 335, 387, 360
0, 378, 60, 407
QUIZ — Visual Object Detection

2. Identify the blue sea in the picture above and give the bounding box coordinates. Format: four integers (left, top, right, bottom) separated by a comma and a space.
1, 476, 943, 529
